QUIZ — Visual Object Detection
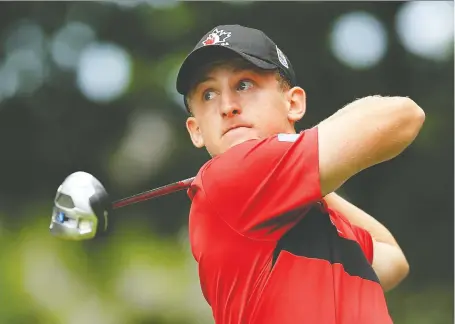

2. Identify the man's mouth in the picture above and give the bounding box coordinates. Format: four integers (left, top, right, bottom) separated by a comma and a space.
223, 125, 251, 135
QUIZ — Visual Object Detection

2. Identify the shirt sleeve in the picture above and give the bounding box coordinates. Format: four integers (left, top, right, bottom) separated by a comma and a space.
200, 127, 322, 241
350, 224, 374, 264
326, 205, 375, 265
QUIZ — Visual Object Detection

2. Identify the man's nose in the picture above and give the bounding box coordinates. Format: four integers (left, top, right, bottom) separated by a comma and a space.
220, 93, 242, 118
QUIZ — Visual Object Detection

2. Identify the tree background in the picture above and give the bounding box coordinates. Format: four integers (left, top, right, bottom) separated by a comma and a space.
0, 1, 452, 324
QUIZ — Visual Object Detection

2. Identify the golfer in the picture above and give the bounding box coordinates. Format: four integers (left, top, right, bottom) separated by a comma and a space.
176, 24, 425, 324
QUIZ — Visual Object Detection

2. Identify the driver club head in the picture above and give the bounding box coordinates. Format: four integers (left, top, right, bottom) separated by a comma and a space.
49, 171, 110, 241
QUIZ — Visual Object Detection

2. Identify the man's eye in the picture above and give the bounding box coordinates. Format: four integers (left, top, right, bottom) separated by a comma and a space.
237, 80, 254, 91
203, 90, 215, 101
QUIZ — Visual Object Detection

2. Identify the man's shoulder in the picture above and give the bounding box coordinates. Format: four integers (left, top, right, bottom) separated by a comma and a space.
190, 129, 317, 199
198, 130, 313, 177
197, 138, 263, 173
189, 137, 269, 197
200, 131, 308, 168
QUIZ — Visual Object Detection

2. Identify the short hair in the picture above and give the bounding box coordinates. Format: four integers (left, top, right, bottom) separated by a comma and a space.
183, 57, 292, 114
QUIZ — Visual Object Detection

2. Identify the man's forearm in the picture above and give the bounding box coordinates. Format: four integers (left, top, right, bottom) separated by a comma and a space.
323, 192, 410, 291
323, 192, 398, 246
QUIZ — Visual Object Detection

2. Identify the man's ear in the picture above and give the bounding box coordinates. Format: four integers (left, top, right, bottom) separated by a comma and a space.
286, 86, 306, 123
186, 116, 205, 148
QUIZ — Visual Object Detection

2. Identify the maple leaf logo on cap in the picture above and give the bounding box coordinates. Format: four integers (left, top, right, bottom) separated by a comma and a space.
202, 28, 231, 46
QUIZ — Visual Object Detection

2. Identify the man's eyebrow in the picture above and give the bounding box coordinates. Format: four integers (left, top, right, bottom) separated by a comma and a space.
232, 66, 250, 73
187, 75, 213, 98
190, 76, 214, 95
233, 66, 268, 75
197, 76, 214, 85
191, 65, 259, 93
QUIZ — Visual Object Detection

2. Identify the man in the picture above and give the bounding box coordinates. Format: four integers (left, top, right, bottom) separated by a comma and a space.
176, 24, 425, 324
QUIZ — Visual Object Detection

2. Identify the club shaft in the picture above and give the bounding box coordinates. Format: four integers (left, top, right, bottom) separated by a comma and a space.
112, 177, 195, 209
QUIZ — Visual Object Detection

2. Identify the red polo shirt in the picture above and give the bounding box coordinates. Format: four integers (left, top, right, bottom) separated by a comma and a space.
187, 127, 392, 324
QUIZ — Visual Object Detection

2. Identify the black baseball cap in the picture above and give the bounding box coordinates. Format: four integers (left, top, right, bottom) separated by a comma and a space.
176, 24, 297, 95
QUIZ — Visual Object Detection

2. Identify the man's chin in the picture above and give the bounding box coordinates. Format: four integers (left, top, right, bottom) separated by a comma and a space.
225, 135, 260, 150
219, 127, 258, 151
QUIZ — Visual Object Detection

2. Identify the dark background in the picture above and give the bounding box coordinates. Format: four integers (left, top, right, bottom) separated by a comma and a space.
0, 1, 452, 324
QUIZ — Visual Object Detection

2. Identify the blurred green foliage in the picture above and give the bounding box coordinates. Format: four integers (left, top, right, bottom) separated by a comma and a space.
0, 1, 452, 323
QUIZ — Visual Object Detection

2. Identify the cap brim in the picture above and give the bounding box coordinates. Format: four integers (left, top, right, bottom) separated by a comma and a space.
176, 45, 277, 95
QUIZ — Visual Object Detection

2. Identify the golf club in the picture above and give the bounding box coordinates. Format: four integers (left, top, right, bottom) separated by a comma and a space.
112, 176, 195, 209
49, 171, 195, 241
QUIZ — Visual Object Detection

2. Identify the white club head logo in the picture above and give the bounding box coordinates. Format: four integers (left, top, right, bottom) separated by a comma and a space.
202, 28, 232, 46
276, 46, 289, 69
